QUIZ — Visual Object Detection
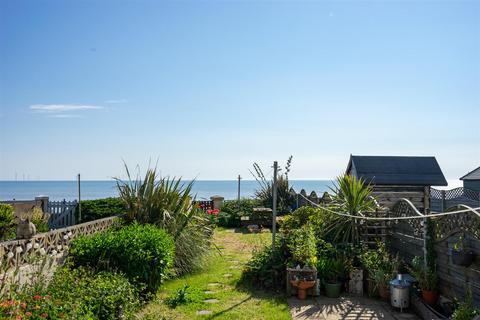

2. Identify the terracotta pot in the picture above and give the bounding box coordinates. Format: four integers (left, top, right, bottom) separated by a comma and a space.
378, 284, 390, 301
291, 280, 316, 300
422, 290, 438, 306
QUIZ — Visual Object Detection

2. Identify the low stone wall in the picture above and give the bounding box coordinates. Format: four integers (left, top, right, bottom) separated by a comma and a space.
0, 216, 119, 270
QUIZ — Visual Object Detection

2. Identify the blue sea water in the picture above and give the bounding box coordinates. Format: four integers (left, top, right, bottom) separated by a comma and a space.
0, 180, 333, 201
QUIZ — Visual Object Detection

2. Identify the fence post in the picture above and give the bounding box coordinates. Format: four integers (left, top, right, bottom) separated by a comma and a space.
441, 190, 446, 212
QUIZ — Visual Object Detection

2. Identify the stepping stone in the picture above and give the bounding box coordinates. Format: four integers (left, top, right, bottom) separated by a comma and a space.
207, 283, 221, 287
204, 298, 220, 304
196, 310, 212, 315
223, 273, 233, 277
204, 290, 217, 294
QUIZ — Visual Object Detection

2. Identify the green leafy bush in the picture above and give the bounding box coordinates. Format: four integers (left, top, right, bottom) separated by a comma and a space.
218, 198, 262, 227
0, 204, 15, 240
116, 165, 212, 275
69, 223, 175, 293
79, 197, 127, 222
0, 266, 139, 320
452, 290, 480, 320
316, 256, 349, 284
286, 225, 317, 267
240, 236, 290, 290
31, 207, 49, 233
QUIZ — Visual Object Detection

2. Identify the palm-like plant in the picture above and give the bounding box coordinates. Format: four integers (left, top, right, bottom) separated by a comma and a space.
324, 174, 377, 244
115, 165, 212, 275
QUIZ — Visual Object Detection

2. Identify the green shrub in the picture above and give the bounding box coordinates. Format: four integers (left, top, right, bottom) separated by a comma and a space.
0, 266, 139, 320
0, 204, 15, 240
240, 236, 289, 290
286, 225, 317, 267
69, 223, 175, 293
116, 166, 212, 275
79, 197, 127, 222
31, 206, 49, 233
218, 198, 262, 227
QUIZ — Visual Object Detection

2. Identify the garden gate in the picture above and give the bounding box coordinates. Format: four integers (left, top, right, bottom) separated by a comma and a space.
47, 200, 77, 229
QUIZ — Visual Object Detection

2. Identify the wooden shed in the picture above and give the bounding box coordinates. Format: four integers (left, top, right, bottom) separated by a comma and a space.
460, 166, 480, 192
346, 155, 448, 211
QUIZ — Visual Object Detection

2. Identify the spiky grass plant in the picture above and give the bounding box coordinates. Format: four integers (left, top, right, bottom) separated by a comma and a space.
116, 165, 212, 275
323, 174, 377, 244
250, 156, 295, 213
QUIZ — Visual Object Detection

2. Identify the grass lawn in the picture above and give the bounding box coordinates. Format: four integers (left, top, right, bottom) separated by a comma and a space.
138, 228, 291, 320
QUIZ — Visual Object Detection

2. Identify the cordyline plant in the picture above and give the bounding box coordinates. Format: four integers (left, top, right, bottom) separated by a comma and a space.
323, 174, 377, 244
250, 156, 295, 213
115, 164, 212, 275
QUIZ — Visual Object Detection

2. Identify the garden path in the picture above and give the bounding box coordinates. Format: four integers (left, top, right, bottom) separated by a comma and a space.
288, 295, 420, 320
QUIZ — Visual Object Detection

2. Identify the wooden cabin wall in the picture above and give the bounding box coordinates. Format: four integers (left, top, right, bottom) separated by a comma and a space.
371, 185, 425, 210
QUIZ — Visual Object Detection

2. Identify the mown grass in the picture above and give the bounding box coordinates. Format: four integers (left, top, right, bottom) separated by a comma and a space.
138, 228, 291, 320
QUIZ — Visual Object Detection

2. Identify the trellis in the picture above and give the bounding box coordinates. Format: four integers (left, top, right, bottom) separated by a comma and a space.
430, 187, 480, 212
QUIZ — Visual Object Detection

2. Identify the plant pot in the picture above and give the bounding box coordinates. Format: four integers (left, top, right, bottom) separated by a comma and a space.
378, 283, 390, 301
422, 290, 438, 306
452, 250, 475, 267
290, 280, 316, 300
324, 282, 342, 298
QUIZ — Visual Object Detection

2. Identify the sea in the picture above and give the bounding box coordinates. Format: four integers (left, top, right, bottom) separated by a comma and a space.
0, 180, 333, 201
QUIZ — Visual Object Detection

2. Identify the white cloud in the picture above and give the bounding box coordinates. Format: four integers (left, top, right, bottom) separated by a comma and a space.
46, 114, 84, 118
29, 104, 104, 113
105, 99, 128, 104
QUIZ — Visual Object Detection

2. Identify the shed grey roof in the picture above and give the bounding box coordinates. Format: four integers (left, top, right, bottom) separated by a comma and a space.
460, 166, 480, 181
346, 155, 448, 186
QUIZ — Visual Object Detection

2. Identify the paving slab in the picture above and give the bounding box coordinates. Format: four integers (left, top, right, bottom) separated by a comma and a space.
204, 298, 220, 304
196, 310, 213, 315
288, 295, 420, 320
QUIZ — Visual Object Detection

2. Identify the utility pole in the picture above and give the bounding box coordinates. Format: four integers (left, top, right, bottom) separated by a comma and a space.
272, 161, 278, 249
237, 175, 241, 206
77, 173, 82, 223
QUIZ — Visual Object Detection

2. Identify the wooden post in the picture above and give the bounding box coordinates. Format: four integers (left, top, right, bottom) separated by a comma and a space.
237, 175, 241, 208
423, 186, 431, 266
272, 161, 278, 249
441, 190, 446, 212
77, 174, 82, 223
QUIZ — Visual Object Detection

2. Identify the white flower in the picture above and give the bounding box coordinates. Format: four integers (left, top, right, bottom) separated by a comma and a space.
7, 252, 14, 259
26, 243, 33, 251
39, 248, 46, 255
16, 246, 23, 254
33, 243, 40, 249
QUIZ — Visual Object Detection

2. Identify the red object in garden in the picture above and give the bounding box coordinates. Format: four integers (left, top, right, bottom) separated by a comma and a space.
207, 209, 219, 215
422, 290, 438, 306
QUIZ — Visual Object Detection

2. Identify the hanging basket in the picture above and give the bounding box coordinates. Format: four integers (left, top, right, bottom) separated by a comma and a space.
451, 249, 475, 267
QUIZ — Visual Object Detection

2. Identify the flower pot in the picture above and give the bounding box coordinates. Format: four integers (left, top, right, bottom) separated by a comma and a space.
290, 280, 316, 300
378, 283, 390, 301
452, 250, 475, 267
324, 282, 342, 298
422, 290, 438, 306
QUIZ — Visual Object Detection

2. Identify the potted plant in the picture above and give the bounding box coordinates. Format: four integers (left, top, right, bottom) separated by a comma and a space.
317, 257, 345, 298
287, 226, 318, 299
408, 257, 439, 306
451, 236, 475, 267
372, 270, 390, 301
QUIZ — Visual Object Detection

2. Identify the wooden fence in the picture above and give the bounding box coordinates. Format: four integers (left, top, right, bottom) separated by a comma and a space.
387, 201, 480, 308
431, 187, 480, 212
47, 200, 77, 229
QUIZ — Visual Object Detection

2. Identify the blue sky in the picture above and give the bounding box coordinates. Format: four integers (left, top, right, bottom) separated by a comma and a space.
0, 0, 479, 182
